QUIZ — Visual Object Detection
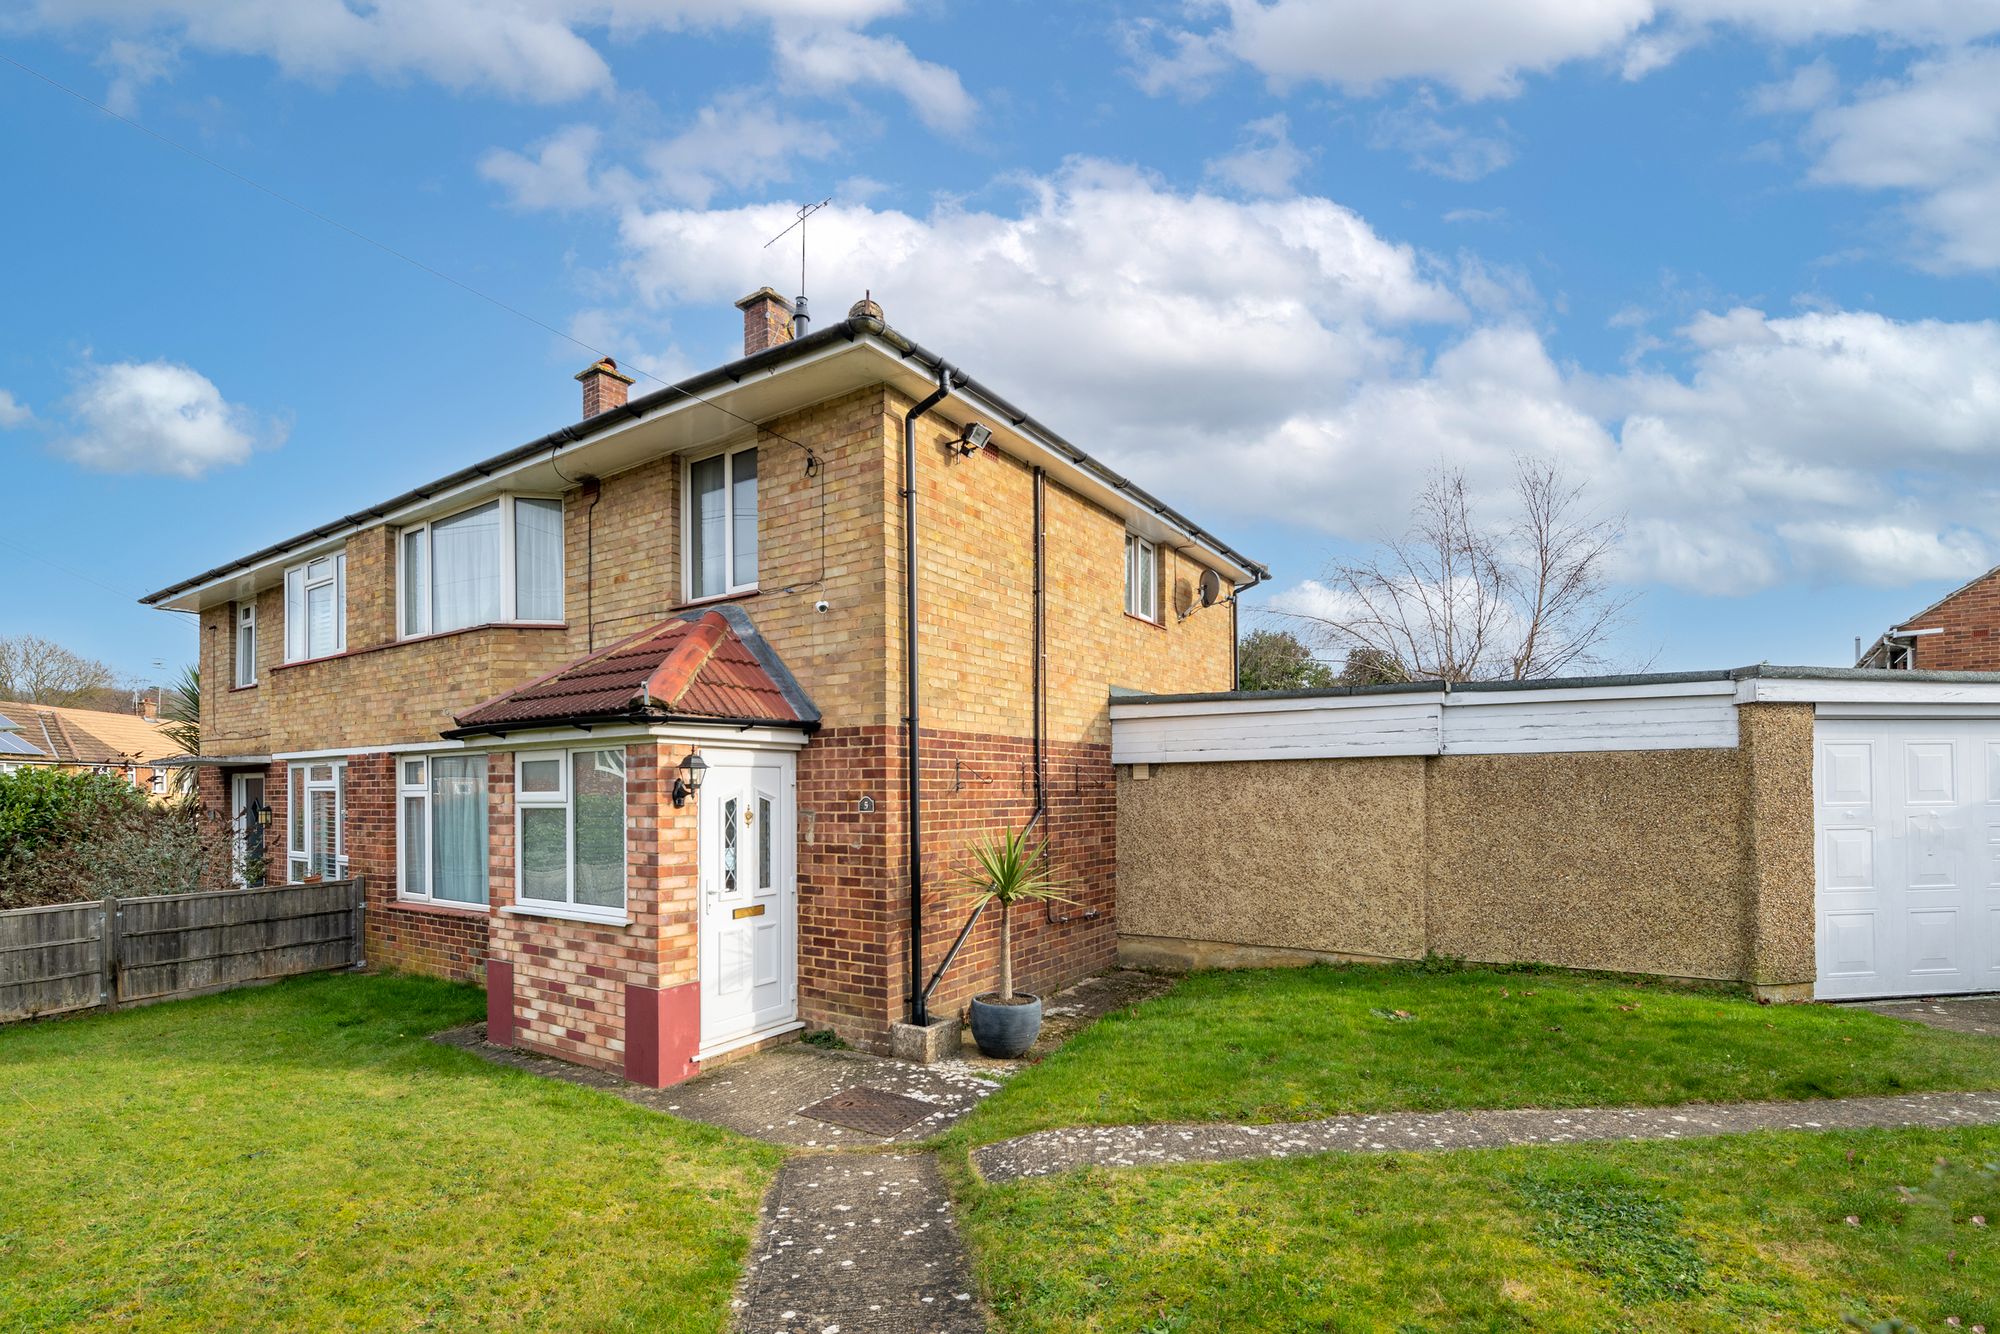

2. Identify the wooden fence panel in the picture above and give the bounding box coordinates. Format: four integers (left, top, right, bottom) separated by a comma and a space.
0, 901, 108, 1022
0, 879, 363, 1023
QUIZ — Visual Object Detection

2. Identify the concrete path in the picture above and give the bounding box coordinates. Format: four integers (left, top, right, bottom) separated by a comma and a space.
732, 1153, 987, 1334
1857, 993, 2000, 1038
971, 1089, 2000, 1183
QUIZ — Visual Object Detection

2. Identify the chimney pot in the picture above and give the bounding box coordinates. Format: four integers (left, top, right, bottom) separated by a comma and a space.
735, 287, 795, 356
574, 357, 635, 419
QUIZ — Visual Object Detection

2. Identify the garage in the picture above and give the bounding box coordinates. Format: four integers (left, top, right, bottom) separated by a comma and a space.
1816, 715, 2000, 999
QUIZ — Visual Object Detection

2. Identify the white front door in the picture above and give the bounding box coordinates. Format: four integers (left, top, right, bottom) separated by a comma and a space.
1816, 717, 2000, 998
698, 749, 798, 1050
231, 773, 267, 887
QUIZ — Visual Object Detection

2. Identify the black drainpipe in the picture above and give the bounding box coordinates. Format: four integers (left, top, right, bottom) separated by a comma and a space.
905, 363, 953, 1026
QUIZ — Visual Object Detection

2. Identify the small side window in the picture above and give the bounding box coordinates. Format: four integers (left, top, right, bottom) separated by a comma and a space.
1124, 533, 1157, 622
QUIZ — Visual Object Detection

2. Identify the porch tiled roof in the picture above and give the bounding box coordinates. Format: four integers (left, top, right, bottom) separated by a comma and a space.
448, 606, 817, 736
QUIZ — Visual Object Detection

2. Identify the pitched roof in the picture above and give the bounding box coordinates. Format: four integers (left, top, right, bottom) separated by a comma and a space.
446, 605, 818, 738
0, 702, 178, 766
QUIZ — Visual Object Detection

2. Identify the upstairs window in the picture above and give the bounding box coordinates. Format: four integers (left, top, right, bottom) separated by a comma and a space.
686, 445, 757, 600
284, 553, 346, 662
400, 496, 564, 638
1124, 533, 1157, 621
234, 602, 257, 687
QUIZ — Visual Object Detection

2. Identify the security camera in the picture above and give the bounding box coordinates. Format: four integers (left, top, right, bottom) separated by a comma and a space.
814, 599, 831, 614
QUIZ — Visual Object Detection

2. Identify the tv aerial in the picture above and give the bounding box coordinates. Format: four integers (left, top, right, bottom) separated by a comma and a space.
764, 197, 832, 337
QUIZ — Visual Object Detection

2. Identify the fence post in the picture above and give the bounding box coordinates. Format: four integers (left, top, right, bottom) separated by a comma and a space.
349, 875, 367, 969
99, 896, 121, 1011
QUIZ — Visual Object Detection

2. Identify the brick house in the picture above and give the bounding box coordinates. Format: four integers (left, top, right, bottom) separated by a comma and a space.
0, 700, 180, 799
141, 290, 1264, 1083
1858, 566, 2000, 670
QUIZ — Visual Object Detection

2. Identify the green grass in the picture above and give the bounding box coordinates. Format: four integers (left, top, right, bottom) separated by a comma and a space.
0, 972, 780, 1332
945, 963, 2000, 1149
956, 1127, 2000, 1333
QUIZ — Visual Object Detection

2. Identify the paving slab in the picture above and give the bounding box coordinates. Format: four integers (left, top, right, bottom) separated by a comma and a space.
970, 1090, 2000, 1183
1855, 993, 2000, 1038
732, 1153, 986, 1334
434, 1025, 1004, 1147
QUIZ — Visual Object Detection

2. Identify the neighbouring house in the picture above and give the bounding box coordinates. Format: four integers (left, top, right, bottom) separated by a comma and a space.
140, 289, 1263, 1084
0, 700, 180, 799
1857, 565, 2000, 670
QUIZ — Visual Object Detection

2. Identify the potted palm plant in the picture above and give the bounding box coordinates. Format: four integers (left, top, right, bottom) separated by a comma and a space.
959, 828, 1072, 1058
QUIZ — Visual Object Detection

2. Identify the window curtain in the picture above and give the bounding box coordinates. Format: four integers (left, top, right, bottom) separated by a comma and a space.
514, 498, 564, 622
430, 755, 489, 904
690, 456, 727, 597
572, 749, 626, 908
731, 450, 758, 589
430, 501, 502, 632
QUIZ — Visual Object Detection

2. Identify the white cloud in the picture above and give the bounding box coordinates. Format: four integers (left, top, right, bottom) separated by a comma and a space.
1798, 45, 2000, 271
1133, 0, 2000, 101
54, 359, 283, 478
27, 0, 912, 104
772, 27, 974, 133
573, 164, 2000, 598
1750, 57, 1837, 114
1370, 99, 1516, 180
96, 37, 177, 115
481, 95, 839, 211
0, 390, 32, 428
1204, 114, 1309, 196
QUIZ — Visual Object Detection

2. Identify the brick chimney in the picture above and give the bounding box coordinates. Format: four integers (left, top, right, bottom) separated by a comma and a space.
735, 287, 794, 356
575, 357, 635, 418
139, 691, 159, 722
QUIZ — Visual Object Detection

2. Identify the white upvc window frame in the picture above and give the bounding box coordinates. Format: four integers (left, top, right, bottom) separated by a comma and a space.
1124, 533, 1158, 621
287, 760, 346, 882
283, 552, 347, 663
397, 754, 490, 907
681, 444, 759, 602
234, 601, 258, 687
512, 746, 629, 925
396, 494, 565, 640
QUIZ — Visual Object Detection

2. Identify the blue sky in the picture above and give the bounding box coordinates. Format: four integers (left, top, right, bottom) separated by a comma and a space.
6, 2, 2000, 689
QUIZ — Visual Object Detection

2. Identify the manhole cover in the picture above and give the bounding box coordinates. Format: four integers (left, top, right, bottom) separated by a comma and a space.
798, 1086, 937, 1136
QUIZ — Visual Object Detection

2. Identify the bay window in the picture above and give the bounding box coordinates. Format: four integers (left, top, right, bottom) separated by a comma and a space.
398, 754, 489, 906
515, 748, 628, 921
399, 495, 564, 638
284, 554, 346, 662
287, 761, 345, 882
686, 446, 757, 599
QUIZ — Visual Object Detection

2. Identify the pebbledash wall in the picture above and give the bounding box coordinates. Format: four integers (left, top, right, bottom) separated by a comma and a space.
1111, 676, 1819, 996
192, 374, 1236, 1068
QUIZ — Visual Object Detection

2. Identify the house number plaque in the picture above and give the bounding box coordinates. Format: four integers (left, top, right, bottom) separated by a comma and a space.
732, 904, 766, 920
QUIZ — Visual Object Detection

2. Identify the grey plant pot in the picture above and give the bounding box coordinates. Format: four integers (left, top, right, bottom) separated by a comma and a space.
968, 992, 1043, 1058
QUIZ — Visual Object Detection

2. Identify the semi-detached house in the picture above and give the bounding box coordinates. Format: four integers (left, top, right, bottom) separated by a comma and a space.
142, 290, 1264, 1084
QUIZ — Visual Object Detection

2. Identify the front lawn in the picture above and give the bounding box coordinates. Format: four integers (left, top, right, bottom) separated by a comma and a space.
948, 963, 2000, 1148
958, 1125, 2000, 1332
0, 972, 780, 1332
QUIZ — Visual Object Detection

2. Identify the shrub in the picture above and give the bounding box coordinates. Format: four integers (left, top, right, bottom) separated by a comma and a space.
0, 769, 234, 909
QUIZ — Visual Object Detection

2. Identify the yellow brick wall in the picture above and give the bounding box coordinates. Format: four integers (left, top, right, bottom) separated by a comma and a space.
199, 383, 1234, 760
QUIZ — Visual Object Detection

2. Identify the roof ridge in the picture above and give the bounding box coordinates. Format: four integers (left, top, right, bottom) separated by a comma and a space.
641, 612, 729, 710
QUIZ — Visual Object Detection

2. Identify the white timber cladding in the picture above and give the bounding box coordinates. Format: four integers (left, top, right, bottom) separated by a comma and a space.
1109, 680, 1742, 765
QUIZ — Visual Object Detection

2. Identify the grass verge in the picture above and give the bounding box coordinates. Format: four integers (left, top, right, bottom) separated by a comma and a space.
954, 1126, 2000, 1332
944, 963, 2000, 1149
0, 971, 780, 1332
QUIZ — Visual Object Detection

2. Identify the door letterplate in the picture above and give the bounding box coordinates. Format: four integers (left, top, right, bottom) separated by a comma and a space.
732, 904, 766, 920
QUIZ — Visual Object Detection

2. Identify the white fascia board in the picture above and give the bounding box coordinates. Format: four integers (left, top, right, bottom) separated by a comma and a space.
275, 724, 661, 759
645, 723, 813, 750
1737, 678, 2000, 706
1111, 692, 1442, 722
1442, 680, 1736, 707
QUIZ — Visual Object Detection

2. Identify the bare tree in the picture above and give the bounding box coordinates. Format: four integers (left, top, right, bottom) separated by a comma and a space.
0, 635, 120, 707
1286, 459, 1638, 683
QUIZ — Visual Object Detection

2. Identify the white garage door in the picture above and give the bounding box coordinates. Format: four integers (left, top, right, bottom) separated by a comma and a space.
1816, 717, 2000, 999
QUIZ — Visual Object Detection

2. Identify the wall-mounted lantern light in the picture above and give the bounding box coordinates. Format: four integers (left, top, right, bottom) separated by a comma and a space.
254, 803, 272, 828
672, 751, 708, 808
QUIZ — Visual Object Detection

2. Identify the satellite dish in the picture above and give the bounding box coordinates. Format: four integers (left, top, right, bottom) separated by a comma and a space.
1198, 568, 1225, 608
